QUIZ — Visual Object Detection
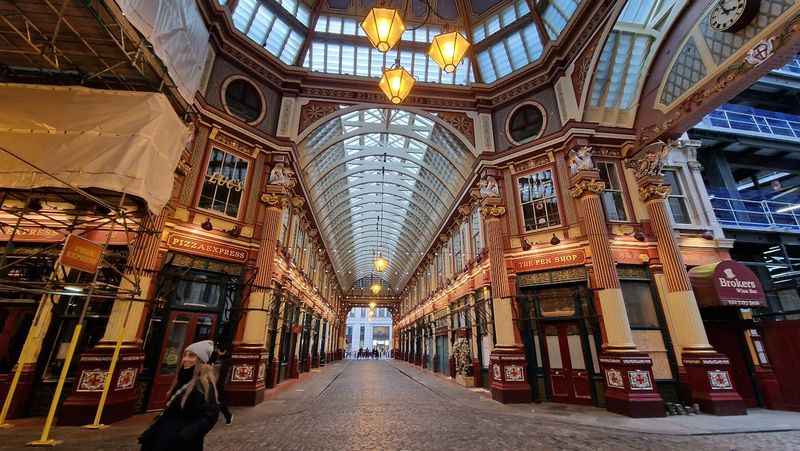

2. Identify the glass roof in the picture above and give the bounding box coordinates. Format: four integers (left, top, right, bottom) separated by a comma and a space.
219, 0, 586, 85
589, 0, 681, 110
298, 108, 475, 291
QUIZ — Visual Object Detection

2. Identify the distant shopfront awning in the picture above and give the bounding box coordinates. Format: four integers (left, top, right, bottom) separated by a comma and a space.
689, 260, 766, 308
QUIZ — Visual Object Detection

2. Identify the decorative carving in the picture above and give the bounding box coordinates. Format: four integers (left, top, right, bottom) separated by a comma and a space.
299, 101, 340, 133
605, 368, 624, 389
638, 184, 671, 203
438, 111, 475, 145
210, 128, 257, 156
260, 192, 290, 207
478, 176, 500, 198
628, 370, 653, 390
625, 141, 669, 179
480, 205, 506, 218
290, 196, 306, 209
568, 146, 594, 174
569, 179, 605, 198
77, 369, 106, 392
745, 37, 776, 67
493, 363, 502, 381
269, 162, 296, 189
504, 364, 525, 382
231, 364, 255, 382
114, 367, 137, 390
708, 370, 733, 390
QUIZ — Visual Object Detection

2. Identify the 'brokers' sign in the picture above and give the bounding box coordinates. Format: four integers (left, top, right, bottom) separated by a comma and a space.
167, 233, 248, 263
689, 260, 766, 308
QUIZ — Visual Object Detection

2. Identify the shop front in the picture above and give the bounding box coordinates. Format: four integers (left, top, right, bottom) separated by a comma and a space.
140, 234, 247, 411
689, 260, 776, 409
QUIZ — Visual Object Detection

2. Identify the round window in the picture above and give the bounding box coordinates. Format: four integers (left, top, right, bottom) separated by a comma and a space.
508, 104, 545, 143
224, 78, 263, 123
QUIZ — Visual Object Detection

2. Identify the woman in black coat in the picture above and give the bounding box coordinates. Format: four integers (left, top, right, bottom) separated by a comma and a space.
140, 340, 220, 451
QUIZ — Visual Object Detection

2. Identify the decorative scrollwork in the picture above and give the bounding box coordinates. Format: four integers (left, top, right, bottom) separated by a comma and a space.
625, 141, 669, 179
638, 184, 671, 203
568, 179, 605, 198
480, 205, 506, 218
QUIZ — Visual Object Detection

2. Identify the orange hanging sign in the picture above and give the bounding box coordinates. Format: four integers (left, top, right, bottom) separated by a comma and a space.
60, 234, 103, 273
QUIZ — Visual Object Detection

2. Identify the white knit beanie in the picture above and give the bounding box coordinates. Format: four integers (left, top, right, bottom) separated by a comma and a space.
185, 340, 215, 364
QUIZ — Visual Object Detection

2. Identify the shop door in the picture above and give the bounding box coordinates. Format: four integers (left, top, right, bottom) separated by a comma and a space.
147, 311, 217, 410
543, 322, 592, 405
705, 323, 758, 407
436, 336, 448, 373
427, 336, 434, 368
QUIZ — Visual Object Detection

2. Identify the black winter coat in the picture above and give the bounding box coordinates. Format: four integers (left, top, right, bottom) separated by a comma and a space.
140, 383, 220, 451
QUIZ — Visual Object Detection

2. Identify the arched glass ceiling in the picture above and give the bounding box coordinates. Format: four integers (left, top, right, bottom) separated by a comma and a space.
298, 108, 475, 292
218, 0, 585, 85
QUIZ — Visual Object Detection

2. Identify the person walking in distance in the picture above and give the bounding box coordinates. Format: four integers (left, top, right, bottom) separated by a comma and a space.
139, 340, 220, 451
211, 344, 234, 425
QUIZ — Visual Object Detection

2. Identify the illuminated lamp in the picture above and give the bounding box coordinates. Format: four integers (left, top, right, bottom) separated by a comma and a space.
370, 282, 383, 295
361, 8, 405, 52
374, 255, 388, 272
379, 64, 415, 105
369, 302, 377, 309
428, 31, 470, 73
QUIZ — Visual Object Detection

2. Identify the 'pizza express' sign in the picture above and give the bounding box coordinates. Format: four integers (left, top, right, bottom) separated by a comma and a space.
513, 249, 586, 272
167, 233, 248, 263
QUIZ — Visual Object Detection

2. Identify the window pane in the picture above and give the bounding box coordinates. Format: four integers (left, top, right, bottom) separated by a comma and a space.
622, 281, 659, 328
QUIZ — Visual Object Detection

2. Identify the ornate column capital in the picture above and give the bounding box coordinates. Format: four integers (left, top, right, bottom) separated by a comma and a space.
569, 178, 605, 199
624, 140, 669, 181
290, 196, 306, 209
638, 183, 671, 203
480, 205, 506, 219
260, 187, 291, 208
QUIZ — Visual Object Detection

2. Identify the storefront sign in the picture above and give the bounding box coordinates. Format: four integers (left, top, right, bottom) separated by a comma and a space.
688, 260, 766, 308
60, 234, 103, 273
167, 233, 248, 263
513, 249, 586, 273
0, 227, 65, 243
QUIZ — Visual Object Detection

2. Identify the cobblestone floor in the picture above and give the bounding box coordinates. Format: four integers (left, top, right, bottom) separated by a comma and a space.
2, 360, 800, 450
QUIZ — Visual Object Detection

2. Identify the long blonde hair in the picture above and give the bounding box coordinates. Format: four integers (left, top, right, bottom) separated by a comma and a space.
167, 363, 218, 409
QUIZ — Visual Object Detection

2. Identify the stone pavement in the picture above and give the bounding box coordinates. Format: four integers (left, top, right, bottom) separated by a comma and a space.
1, 359, 800, 450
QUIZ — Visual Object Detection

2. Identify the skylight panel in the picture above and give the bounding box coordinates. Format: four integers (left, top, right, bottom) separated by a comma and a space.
232, 0, 305, 65
303, 42, 473, 85
274, 0, 311, 27
472, 0, 530, 44
476, 22, 542, 83
542, 0, 580, 40
619, 0, 656, 25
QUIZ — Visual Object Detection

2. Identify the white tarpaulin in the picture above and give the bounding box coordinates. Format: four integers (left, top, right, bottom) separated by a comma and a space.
0, 83, 188, 214
116, 0, 210, 102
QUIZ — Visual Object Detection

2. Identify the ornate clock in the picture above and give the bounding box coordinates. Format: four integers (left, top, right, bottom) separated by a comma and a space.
709, 0, 761, 32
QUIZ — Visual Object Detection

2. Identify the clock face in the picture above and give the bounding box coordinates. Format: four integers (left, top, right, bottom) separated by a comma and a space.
709, 0, 754, 32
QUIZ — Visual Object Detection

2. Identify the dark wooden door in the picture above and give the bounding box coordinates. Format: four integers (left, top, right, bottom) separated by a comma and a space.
706, 323, 757, 407
544, 322, 592, 405
147, 311, 217, 410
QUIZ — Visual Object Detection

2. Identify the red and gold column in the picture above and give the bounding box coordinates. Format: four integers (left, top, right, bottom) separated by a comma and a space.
569, 168, 664, 417
60, 211, 166, 425
636, 172, 745, 415
481, 197, 532, 403
226, 185, 291, 405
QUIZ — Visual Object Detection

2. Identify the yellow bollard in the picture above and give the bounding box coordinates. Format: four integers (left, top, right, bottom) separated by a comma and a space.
83, 326, 126, 430
27, 324, 83, 447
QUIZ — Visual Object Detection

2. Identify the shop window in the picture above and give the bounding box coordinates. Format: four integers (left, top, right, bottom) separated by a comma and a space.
597, 161, 627, 221
621, 280, 659, 328
663, 169, 692, 225
199, 148, 249, 218
171, 271, 224, 309
278, 209, 290, 246
508, 103, 545, 144
223, 78, 264, 123
518, 169, 561, 231
471, 208, 483, 257
452, 233, 463, 273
